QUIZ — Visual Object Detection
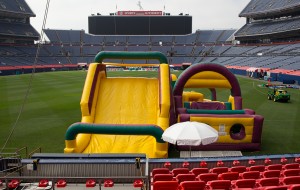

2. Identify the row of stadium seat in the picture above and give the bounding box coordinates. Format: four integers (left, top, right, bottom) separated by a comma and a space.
0, 22, 39, 39
151, 159, 300, 178
2, 44, 300, 73
2, 175, 299, 189
44, 29, 234, 44
152, 177, 300, 190
153, 157, 300, 170
153, 169, 300, 183
3, 42, 300, 57
236, 18, 300, 38
240, 0, 300, 18
0, 178, 145, 189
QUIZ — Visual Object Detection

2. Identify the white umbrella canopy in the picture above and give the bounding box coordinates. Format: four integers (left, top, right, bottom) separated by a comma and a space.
162, 121, 218, 146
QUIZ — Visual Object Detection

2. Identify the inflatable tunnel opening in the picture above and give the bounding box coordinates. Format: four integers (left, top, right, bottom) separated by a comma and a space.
230, 123, 246, 140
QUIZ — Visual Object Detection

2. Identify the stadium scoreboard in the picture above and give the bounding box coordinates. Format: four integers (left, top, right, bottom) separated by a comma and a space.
88, 11, 192, 35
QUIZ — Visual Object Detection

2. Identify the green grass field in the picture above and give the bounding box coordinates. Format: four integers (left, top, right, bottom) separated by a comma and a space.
0, 70, 299, 156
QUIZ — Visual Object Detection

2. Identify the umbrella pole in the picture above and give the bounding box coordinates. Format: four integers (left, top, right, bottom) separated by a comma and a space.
189, 146, 192, 158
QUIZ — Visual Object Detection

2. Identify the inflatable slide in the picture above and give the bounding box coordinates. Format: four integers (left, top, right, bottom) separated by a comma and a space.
64, 52, 171, 158
173, 63, 264, 151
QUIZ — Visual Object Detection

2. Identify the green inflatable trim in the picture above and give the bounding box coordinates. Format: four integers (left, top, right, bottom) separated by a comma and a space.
94, 51, 168, 64
224, 102, 232, 110
187, 109, 245, 114
183, 102, 190, 109
65, 123, 165, 143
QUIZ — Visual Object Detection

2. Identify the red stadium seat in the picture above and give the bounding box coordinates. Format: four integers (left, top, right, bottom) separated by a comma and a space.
133, 179, 143, 188
230, 166, 247, 173
267, 164, 283, 171
152, 168, 170, 177
86, 179, 96, 187
178, 181, 206, 190
232, 160, 240, 166
281, 157, 288, 164
261, 170, 281, 178
153, 174, 174, 183
289, 184, 300, 190
281, 176, 300, 185
56, 179, 67, 188
164, 162, 171, 168
197, 173, 218, 183
210, 167, 229, 174
206, 180, 231, 190
256, 177, 280, 187
263, 186, 290, 190
200, 161, 207, 168
248, 159, 256, 166
153, 181, 178, 190
295, 158, 300, 164
38, 179, 49, 187
231, 179, 256, 189
176, 174, 196, 183
103, 179, 114, 187
8, 179, 20, 189
282, 169, 300, 177
182, 162, 190, 168
190, 168, 209, 176
265, 158, 272, 165
218, 172, 239, 181
239, 171, 261, 179
217, 160, 224, 167
247, 165, 265, 172
172, 168, 190, 177
283, 163, 300, 170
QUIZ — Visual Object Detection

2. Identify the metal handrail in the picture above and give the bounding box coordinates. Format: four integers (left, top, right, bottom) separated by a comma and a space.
16, 147, 28, 158
28, 147, 41, 158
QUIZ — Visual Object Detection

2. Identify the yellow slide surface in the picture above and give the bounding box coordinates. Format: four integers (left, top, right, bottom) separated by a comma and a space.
65, 62, 170, 158
83, 78, 159, 154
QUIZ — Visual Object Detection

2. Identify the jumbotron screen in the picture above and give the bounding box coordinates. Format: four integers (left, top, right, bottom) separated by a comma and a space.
88, 11, 192, 35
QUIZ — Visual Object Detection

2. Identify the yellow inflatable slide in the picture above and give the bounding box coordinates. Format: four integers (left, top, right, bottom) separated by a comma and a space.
64, 51, 171, 158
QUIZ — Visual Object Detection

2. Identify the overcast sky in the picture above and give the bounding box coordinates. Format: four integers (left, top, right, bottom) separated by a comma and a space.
26, 0, 250, 34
